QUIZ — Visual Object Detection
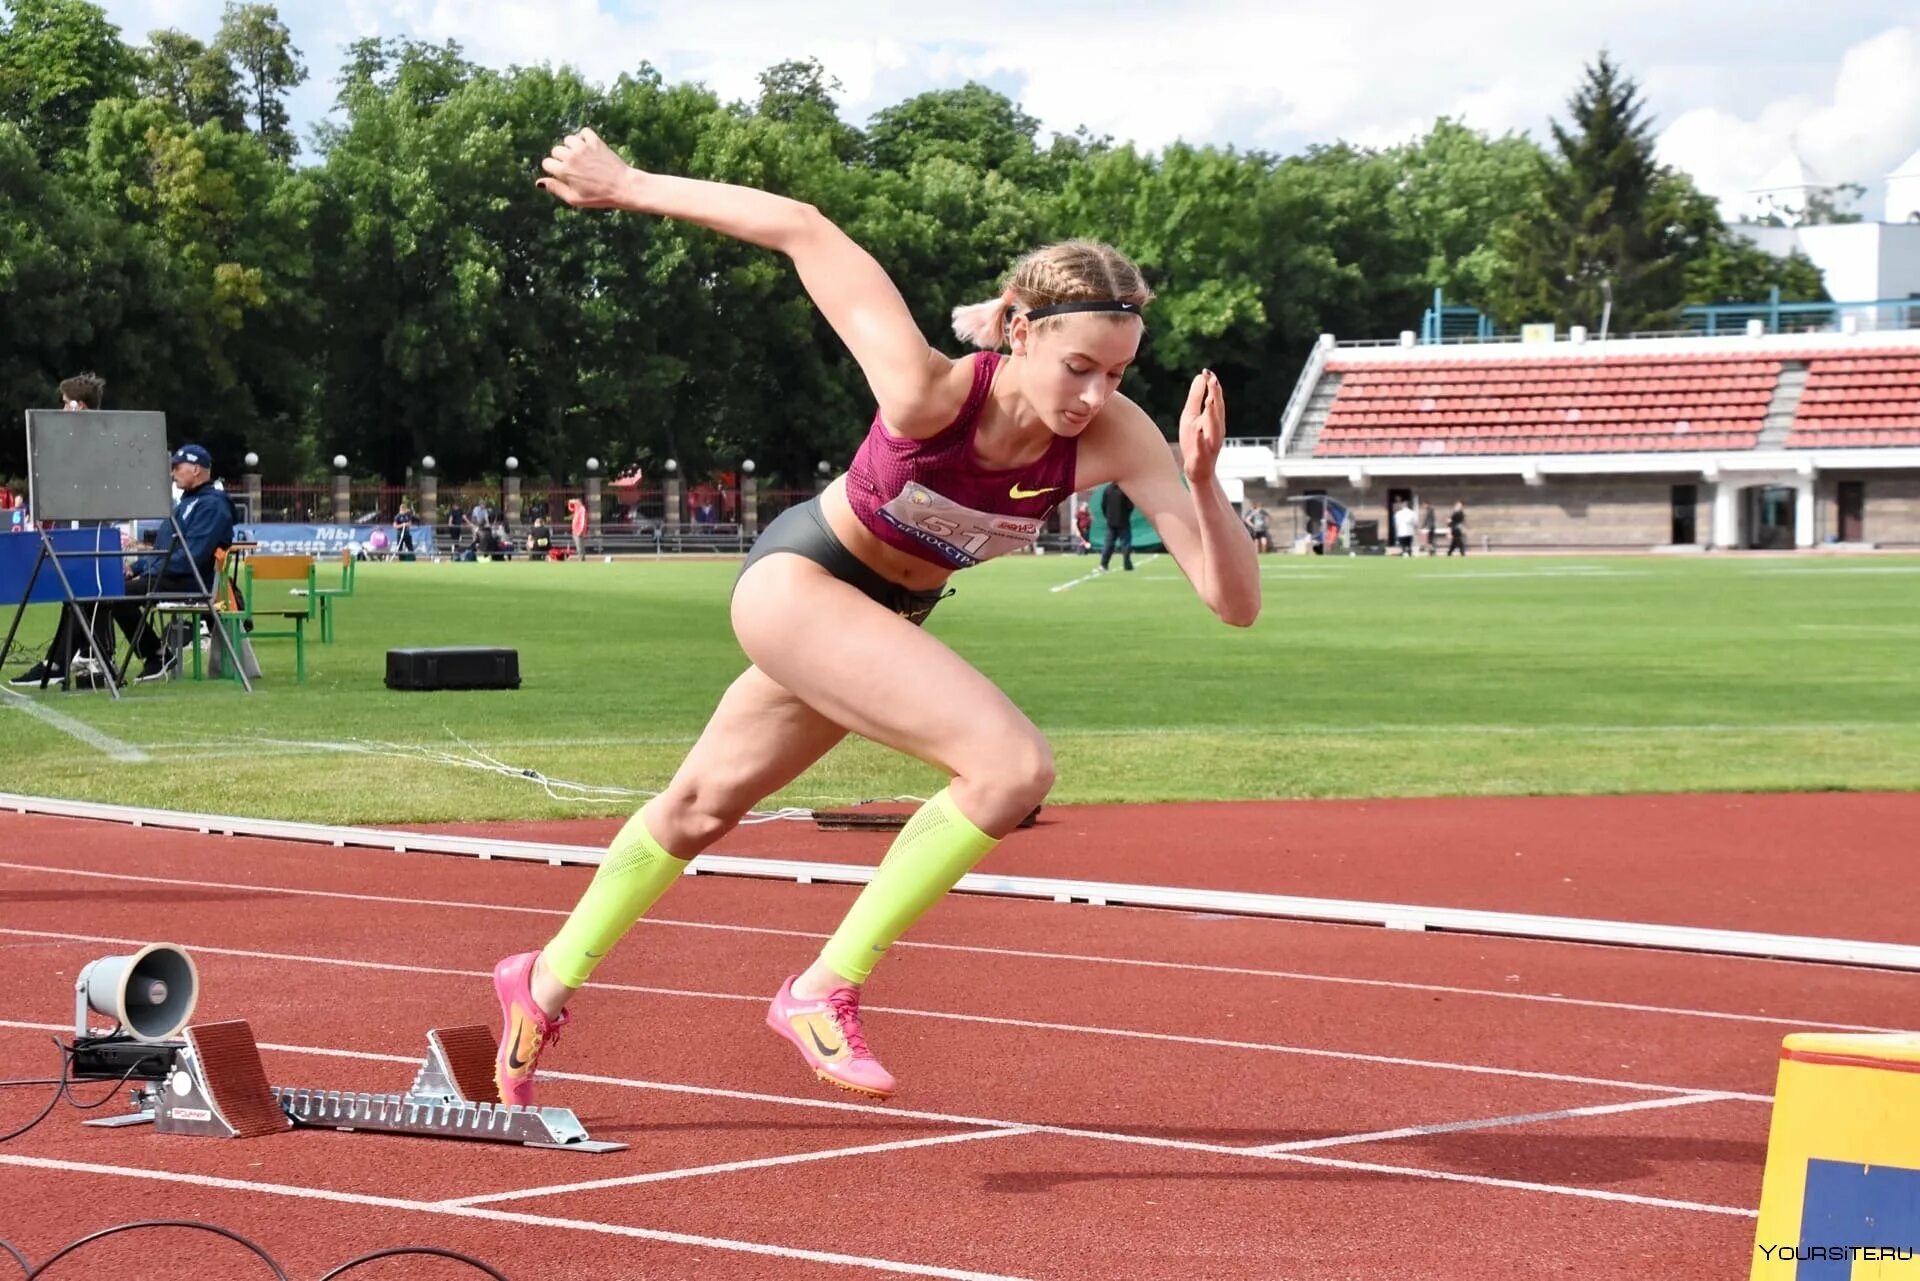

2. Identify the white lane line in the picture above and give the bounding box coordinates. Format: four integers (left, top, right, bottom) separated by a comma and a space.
1048, 553, 1160, 592
0, 860, 1899, 1035
0, 930, 1771, 1100
0, 1155, 1031, 1280
443, 1127, 1036, 1207
1247, 1150, 1755, 1218
0, 689, 148, 761
0, 1030, 1756, 1219
1795, 624, 1920, 635
1250, 1092, 1744, 1153
1748, 566, 1920, 575
1416, 569, 1649, 580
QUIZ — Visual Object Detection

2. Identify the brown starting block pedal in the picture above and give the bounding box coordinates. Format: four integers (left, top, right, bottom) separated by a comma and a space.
811, 804, 1041, 832
413, 1025, 502, 1104
155, 1019, 292, 1139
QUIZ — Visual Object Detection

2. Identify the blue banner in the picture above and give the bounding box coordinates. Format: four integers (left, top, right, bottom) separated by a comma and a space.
233, 523, 438, 558
0, 528, 125, 605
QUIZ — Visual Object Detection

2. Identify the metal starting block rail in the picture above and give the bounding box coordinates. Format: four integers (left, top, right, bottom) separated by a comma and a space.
90, 1020, 624, 1154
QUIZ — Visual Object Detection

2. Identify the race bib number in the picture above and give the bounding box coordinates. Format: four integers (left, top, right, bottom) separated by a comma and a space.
879, 482, 1044, 567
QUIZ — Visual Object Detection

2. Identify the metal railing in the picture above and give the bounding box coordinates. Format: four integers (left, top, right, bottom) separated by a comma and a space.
1275, 341, 1331, 454
1682, 294, 1920, 335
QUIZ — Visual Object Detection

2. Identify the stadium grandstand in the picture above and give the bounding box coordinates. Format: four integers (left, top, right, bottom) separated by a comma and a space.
1224, 323, 1920, 551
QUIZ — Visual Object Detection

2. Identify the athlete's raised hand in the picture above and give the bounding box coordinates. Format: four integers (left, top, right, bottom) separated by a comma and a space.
538, 128, 638, 209
1179, 369, 1226, 484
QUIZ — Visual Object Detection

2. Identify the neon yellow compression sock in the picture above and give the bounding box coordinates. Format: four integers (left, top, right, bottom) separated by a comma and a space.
541, 810, 689, 988
819, 787, 999, 985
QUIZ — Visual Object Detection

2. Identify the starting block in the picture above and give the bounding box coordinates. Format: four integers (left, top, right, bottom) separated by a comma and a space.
1751, 1032, 1920, 1277
92, 1020, 624, 1154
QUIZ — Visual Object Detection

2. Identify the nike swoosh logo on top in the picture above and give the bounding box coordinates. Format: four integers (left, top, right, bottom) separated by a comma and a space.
1009, 482, 1058, 500
505, 1016, 536, 1071
806, 1023, 842, 1059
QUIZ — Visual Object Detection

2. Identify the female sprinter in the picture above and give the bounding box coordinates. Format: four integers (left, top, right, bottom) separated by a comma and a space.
494, 128, 1260, 1105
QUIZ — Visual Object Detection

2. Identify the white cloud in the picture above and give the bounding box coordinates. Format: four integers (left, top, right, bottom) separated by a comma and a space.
1657, 26, 1920, 219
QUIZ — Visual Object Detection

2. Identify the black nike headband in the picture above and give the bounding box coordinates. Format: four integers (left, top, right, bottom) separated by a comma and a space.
1021, 300, 1144, 321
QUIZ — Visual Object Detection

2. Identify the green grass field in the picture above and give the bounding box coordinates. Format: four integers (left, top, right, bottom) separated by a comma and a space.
4, 552, 1918, 823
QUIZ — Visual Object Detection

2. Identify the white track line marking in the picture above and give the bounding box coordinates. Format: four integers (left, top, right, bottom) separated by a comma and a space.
1048, 553, 1160, 592
444, 1127, 1035, 1207
1748, 566, 1920, 574
0, 858, 1900, 1035
0, 689, 148, 761
1244, 1150, 1754, 1218
0, 1030, 1756, 1219
1251, 1092, 1743, 1153
0, 929, 1770, 1100
0, 1155, 1031, 1280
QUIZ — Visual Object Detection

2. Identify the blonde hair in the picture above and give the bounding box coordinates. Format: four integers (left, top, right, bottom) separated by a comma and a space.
950, 240, 1154, 349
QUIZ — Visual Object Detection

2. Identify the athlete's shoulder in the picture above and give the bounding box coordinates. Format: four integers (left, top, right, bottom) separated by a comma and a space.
1075, 391, 1168, 488
877, 350, 996, 441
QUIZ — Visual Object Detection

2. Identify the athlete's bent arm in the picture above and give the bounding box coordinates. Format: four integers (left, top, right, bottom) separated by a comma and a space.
538, 128, 964, 436
1091, 372, 1261, 628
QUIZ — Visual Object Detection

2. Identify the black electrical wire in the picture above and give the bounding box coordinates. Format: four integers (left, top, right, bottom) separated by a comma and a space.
0, 1040, 70, 1145
317, 1245, 513, 1279
2, 1223, 514, 1279
22, 1220, 287, 1279
0, 1037, 160, 1144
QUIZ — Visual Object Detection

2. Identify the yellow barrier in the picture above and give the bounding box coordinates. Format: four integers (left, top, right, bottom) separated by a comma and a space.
1752, 1033, 1920, 1278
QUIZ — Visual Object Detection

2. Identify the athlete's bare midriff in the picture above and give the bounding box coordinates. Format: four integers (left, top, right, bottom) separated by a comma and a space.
819, 475, 957, 592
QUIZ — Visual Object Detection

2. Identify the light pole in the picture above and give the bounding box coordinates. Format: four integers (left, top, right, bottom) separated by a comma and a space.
504, 455, 521, 528
332, 454, 350, 524
419, 455, 438, 537
242, 452, 261, 526
663, 458, 681, 537
740, 459, 758, 543
584, 456, 602, 552
815, 459, 831, 496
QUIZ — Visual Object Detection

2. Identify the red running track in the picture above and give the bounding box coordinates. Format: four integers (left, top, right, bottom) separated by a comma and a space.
438, 792, 1920, 943
0, 800, 1914, 1279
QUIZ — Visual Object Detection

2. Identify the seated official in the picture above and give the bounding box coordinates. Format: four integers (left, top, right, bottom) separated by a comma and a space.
10, 443, 234, 686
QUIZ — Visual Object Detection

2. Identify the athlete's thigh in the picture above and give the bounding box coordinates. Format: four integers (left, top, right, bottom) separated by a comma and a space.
668, 662, 849, 802
729, 553, 1035, 775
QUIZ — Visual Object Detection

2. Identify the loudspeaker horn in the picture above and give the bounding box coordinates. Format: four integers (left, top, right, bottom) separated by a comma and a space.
75, 943, 198, 1042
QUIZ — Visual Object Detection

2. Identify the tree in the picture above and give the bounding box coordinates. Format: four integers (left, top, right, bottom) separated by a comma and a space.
213, 1, 305, 162
1655, 171, 1828, 306
753, 58, 860, 162
80, 97, 317, 461
1752, 182, 1867, 228
1381, 118, 1546, 312
866, 83, 1048, 181
1487, 53, 1686, 333
138, 28, 244, 130
0, 0, 137, 162
0, 122, 137, 475
330, 35, 473, 116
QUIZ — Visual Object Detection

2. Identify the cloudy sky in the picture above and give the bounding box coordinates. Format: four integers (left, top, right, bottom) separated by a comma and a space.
99, 0, 1920, 217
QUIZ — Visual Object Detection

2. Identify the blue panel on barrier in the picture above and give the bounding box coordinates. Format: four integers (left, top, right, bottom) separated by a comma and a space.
1795, 1158, 1920, 1277
0, 528, 124, 606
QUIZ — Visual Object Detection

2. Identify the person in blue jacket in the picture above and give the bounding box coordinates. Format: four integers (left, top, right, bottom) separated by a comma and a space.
10, 444, 234, 687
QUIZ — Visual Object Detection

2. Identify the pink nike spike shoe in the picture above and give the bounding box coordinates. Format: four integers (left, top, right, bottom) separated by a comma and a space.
766, 975, 897, 1099
493, 951, 570, 1107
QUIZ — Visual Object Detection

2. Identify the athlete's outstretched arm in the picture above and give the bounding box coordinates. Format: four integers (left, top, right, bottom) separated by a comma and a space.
538, 128, 962, 435
1090, 371, 1261, 628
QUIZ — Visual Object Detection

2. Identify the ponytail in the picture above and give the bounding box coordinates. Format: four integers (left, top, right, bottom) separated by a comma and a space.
950, 296, 1010, 349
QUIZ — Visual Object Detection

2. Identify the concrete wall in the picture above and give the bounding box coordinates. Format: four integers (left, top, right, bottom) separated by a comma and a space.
1819, 473, 1920, 546
1246, 476, 1704, 549
1247, 471, 1920, 549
